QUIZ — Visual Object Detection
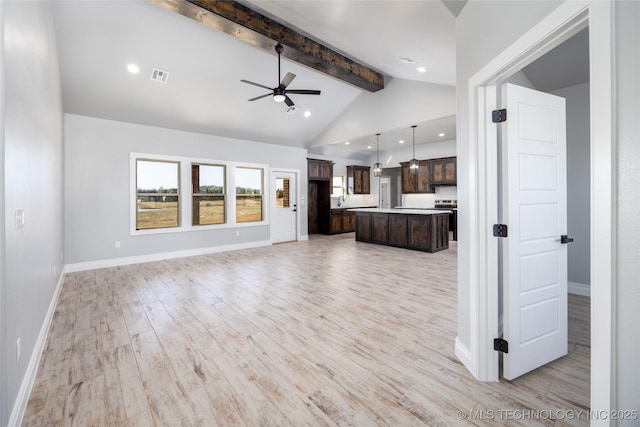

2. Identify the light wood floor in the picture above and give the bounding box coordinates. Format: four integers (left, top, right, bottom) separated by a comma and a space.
23, 234, 590, 426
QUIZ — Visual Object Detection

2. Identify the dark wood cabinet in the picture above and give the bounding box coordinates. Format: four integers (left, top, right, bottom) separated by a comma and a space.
355, 213, 372, 242
388, 215, 408, 247
371, 214, 389, 244
308, 159, 334, 235
400, 161, 434, 194
347, 165, 371, 194
355, 211, 449, 252
307, 158, 333, 181
401, 157, 456, 193
407, 215, 449, 252
431, 157, 457, 186
331, 210, 343, 233
330, 209, 356, 234
343, 210, 355, 232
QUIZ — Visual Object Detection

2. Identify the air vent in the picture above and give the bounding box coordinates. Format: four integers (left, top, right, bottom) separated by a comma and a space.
150, 68, 170, 84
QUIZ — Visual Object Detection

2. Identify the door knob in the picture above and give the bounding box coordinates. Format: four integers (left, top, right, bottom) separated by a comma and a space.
560, 235, 574, 244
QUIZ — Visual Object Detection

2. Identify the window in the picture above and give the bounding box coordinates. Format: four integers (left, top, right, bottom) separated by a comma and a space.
275, 178, 290, 208
236, 167, 263, 223
132, 154, 268, 234
192, 163, 225, 225
332, 175, 344, 198
136, 160, 180, 229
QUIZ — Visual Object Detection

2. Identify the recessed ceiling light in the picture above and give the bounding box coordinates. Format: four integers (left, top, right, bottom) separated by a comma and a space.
398, 140, 404, 144
395, 56, 416, 64
367, 146, 372, 149
304, 111, 311, 118
126, 63, 140, 74
439, 132, 445, 137
345, 141, 350, 145
417, 66, 427, 73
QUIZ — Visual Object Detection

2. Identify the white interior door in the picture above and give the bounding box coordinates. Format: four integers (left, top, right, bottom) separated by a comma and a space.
380, 177, 391, 208
271, 171, 297, 243
502, 83, 568, 380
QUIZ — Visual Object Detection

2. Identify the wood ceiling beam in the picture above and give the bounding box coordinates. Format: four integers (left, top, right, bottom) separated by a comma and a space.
149, 0, 384, 92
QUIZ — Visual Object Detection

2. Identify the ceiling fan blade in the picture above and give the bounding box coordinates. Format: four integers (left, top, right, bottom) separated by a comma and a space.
284, 96, 295, 107
286, 89, 321, 95
280, 72, 296, 89
240, 79, 273, 91
248, 93, 273, 102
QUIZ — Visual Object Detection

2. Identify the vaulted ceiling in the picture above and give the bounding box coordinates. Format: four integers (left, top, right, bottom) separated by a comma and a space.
51, 1, 458, 156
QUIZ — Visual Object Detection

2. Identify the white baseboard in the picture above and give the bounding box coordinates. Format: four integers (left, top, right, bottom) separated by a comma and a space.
568, 281, 591, 297
8, 268, 66, 427
298, 234, 309, 241
65, 240, 272, 272
455, 337, 476, 378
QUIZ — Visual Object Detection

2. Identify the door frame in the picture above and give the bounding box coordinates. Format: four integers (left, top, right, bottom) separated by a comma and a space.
269, 168, 301, 243
463, 0, 614, 418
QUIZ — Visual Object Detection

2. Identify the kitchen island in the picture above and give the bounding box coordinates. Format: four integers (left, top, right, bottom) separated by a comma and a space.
349, 208, 450, 252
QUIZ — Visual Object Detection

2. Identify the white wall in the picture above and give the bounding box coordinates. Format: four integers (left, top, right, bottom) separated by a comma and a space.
614, 0, 640, 417
455, 0, 564, 362
2, 1, 65, 424
552, 83, 590, 291
64, 114, 308, 267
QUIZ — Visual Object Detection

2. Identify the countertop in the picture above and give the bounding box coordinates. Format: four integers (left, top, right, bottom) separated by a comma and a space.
347, 208, 452, 215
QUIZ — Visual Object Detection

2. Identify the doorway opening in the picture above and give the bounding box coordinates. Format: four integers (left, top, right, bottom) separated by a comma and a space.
460, 0, 614, 416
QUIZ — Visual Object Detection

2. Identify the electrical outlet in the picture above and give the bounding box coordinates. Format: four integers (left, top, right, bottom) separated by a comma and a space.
115, 241, 120, 249
16, 338, 21, 363
235, 230, 240, 237
53, 265, 57, 278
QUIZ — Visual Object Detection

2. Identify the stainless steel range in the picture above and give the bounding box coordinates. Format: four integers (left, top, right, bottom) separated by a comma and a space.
434, 199, 457, 209
434, 200, 457, 240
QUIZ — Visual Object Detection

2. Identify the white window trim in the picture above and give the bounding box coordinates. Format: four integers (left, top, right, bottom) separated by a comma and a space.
130, 152, 269, 236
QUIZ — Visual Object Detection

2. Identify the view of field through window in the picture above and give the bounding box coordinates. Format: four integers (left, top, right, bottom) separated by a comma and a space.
136, 160, 264, 229
136, 160, 180, 229
192, 164, 225, 225
236, 167, 263, 222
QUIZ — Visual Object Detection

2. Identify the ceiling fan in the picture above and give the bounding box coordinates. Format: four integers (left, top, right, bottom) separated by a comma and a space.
241, 43, 321, 107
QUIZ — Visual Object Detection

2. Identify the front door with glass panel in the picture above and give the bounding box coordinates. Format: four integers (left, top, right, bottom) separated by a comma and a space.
272, 172, 297, 243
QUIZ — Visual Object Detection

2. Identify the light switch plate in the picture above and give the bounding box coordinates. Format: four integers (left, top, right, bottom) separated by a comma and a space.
15, 209, 25, 229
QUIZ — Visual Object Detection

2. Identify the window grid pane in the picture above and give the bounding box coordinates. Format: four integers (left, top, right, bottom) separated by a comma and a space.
136, 160, 180, 230
192, 163, 226, 225
236, 167, 263, 223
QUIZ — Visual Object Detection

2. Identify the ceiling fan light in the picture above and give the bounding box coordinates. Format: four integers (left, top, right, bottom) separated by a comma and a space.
273, 94, 286, 103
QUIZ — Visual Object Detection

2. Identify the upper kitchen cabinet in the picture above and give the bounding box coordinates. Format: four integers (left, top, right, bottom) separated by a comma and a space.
347, 165, 371, 194
400, 161, 434, 194
307, 158, 334, 181
431, 157, 457, 186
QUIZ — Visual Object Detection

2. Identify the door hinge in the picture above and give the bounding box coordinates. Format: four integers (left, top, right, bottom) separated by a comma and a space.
494, 338, 509, 353
493, 224, 508, 237
492, 109, 507, 123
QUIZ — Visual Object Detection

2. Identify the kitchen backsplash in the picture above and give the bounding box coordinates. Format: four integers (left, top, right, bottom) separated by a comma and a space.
331, 193, 377, 208
402, 186, 457, 208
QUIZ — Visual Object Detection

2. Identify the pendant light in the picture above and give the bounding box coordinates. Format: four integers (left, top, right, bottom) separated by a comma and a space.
373, 133, 382, 177
409, 125, 419, 174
